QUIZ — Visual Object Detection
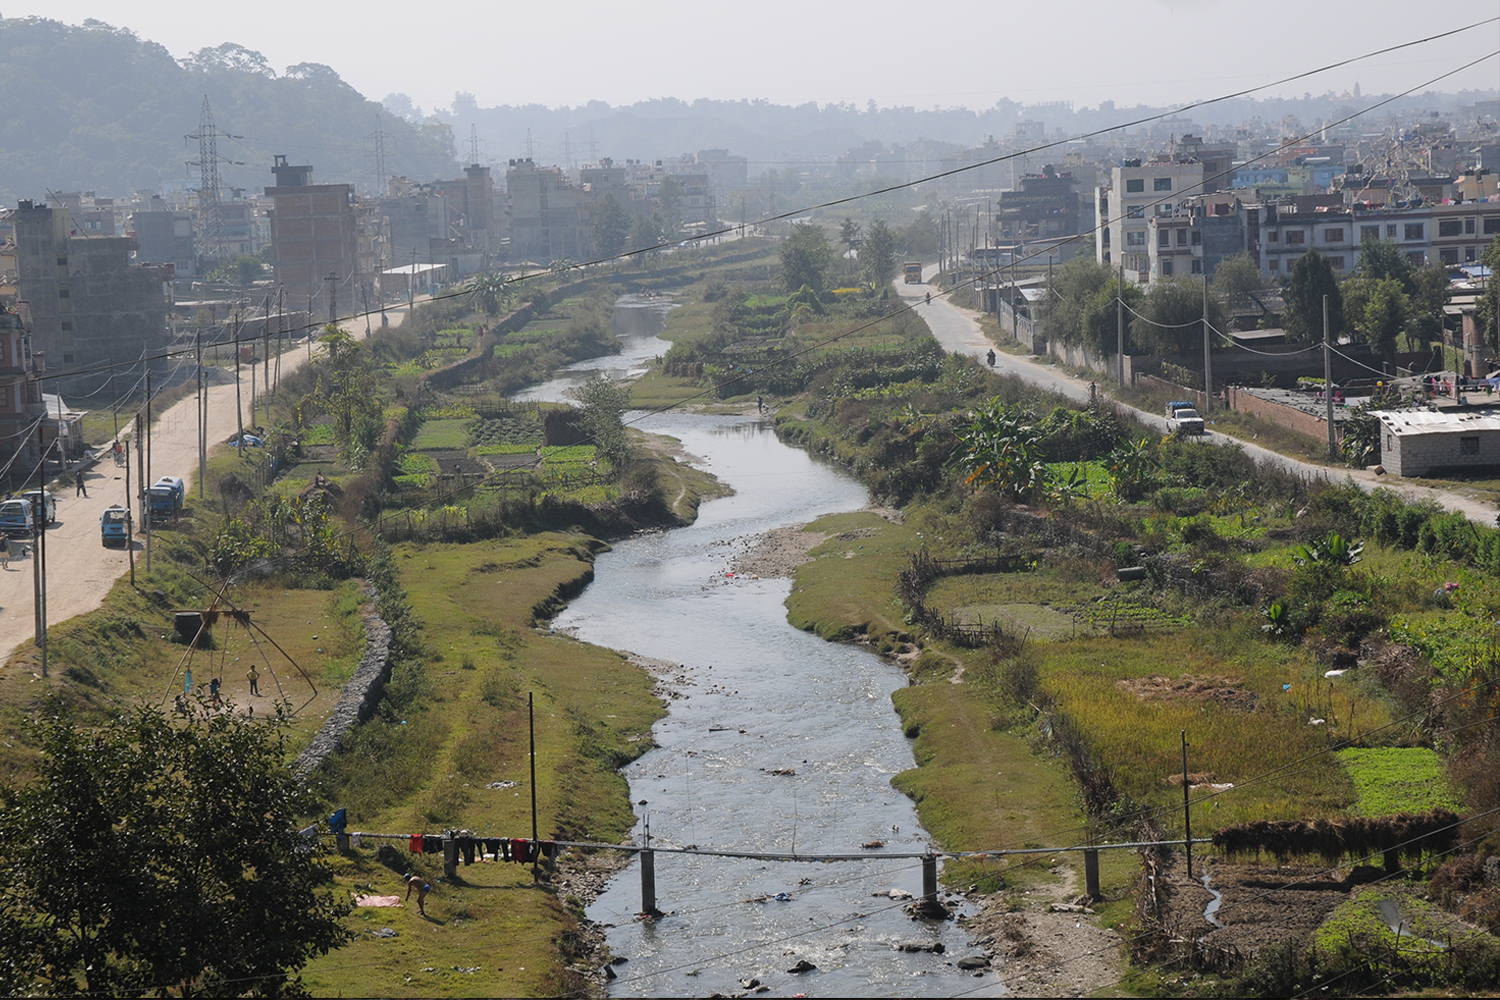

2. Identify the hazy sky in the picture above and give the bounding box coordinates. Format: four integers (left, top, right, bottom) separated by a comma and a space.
7, 1, 1498, 114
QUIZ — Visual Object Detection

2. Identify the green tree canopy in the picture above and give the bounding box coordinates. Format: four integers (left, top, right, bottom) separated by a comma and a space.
1407, 261, 1451, 351
574, 372, 630, 465
780, 222, 832, 294
629, 213, 664, 255
899, 210, 939, 258
591, 194, 631, 259
1212, 251, 1267, 313
860, 218, 897, 286
1354, 238, 1416, 291
1284, 249, 1344, 343
0, 704, 351, 996
1345, 276, 1409, 362
1131, 277, 1228, 356
1479, 235, 1500, 349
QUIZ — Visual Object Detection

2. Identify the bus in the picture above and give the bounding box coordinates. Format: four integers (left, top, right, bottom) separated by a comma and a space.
903, 261, 923, 284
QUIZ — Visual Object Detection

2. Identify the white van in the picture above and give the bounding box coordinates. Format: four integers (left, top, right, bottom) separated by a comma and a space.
21, 489, 57, 524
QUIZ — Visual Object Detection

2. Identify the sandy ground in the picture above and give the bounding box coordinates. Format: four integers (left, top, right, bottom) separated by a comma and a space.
0, 341, 311, 665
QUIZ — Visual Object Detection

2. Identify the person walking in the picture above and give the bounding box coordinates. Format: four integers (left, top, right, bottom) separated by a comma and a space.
0, 532, 9, 570
75, 475, 87, 498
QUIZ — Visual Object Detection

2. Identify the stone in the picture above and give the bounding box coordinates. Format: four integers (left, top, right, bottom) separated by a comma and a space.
957, 955, 990, 970
786, 959, 817, 973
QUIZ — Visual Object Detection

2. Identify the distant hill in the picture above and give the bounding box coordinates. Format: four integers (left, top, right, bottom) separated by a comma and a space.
0, 17, 458, 205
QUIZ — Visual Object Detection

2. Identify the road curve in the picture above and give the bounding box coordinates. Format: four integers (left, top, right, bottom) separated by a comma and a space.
895, 271, 1497, 527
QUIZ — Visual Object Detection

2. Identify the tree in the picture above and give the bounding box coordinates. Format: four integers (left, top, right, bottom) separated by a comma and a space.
469, 273, 512, 316
1284, 249, 1343, 343
954, 400, 1048, 502
1212, 251, 1267, 313
591, 194, 631, 259
1407, 261, 1450, 351
780, 222, 832, 294
0, 704, 352, 996
1131, 277, 1227, 356
860, 218, 896, 286
574, 373, 630, 465
900, 210, 939, 258
656, 176, 682, 239
629, 213, 663, 255
1479, 236, 1500, 349
1354, 238, 1415, 290
839, 217, 862, 254
1354, 277, 1409, 363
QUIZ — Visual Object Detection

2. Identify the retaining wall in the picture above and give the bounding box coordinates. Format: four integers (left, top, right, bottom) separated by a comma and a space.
293, 584, 393, 779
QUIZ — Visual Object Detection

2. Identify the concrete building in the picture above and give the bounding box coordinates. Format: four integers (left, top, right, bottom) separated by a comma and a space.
265, 156, 359, 318
129, 197, 196, 278
995, 168, 1081, 240
1430, 201, 1500, 267
1175, 134, 1239, 193
7, 200, 173, 398
1096, 157, 1206, 280
1260, 204, 1359, 276
0, 306, 41, 473
505, 158, 584, 263
1374, 409, 1500, 477
692, 149, 748, 205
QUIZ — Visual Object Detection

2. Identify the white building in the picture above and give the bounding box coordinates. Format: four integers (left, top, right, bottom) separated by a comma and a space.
1373, 408, 1500, 477
1096, 158, 1205, 282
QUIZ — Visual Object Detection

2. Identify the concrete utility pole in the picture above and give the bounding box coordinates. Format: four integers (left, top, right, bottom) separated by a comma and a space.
1324, 294, 1336, 461
234, 311, 245, 451
1117, 259, 1126, 386
143, 371, 152, 576
33, 437, 48, 677
196, 330, 204, 498
1202, 274, 1213, 416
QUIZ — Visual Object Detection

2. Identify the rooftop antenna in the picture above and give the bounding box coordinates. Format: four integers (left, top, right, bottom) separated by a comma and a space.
185, 95, 243, 261
525, 129, 534, 160
466, 125, 484, 166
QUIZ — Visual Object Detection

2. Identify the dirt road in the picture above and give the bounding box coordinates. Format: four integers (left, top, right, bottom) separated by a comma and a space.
0, 341, 314, 664
897, 271, 1497, 526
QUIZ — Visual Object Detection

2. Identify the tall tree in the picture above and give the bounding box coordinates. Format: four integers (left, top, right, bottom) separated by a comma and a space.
1479, 236, 1500, 349
1212, 251, 1267, 313
1407, 261, 1451, 351
1132, 277, 1228, 356
629, 213, 664, 255
860, 218, 896, 286
1355, 277, 1410, 363
780, 222, 832, 294
591, 194, 631, 259
0, 704, 351, 996
1284, 249, 1343, 343
1354, 238, 1416, 290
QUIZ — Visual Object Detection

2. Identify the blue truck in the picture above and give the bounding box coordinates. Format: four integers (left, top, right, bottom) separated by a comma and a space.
146, 476, 185, 520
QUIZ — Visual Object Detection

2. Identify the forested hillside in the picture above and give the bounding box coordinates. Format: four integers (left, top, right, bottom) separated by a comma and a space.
0, 17, 457, 204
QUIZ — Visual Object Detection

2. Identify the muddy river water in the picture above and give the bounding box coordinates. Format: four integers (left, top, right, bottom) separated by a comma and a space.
520, 297, 994, 996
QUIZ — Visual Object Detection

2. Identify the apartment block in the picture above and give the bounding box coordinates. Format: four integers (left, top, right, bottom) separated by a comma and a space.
1096, 157, 1206, 281
265, 156, 359, 315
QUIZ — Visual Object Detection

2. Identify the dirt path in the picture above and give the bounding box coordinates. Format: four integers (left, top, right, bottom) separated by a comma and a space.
0, 342, 312, 664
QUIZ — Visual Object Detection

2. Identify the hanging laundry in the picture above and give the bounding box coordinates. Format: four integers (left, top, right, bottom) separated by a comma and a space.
485, 838, 503, 859
511, 838, 530, 863
459, 838, 475, 865
409, 834, 423, 853
499, 839, 511, 862
351, 833, 362, 848
540, 841, 557, 860
422, 835, 441, 854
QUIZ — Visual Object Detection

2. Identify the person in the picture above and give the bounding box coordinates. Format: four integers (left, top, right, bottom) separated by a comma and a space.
0, 532, 9, 570
986, 349, 996, 367
247, 665, 260, 696
75, 475, 87, 498
112, 440, 123, 466
756, 395, 765, 415
925, 292, 931, 305
406, 873, 431, 916
173, 693, 187, 716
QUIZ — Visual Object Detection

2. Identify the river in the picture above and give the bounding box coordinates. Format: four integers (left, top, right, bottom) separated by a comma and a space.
522, 295, 992, 997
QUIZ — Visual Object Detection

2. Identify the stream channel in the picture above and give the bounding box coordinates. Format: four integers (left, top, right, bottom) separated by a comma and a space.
515, 295, 992, 996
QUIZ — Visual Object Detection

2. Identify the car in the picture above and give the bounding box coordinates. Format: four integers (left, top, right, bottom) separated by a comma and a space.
1165, 401, 1206, 435
0, 498, 35, 537
100, 505, 131, 546
21, 489, 57, 524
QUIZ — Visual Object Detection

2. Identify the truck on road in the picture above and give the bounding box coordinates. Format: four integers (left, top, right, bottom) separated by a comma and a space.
1165, 400, 1206, 435
904, 261, 923, 284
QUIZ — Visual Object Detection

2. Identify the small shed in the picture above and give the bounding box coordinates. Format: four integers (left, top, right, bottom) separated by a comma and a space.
1373, 408, 1500, 477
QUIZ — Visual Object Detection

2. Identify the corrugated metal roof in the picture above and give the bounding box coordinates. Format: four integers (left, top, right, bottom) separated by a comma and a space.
1373, 409, 1500, 435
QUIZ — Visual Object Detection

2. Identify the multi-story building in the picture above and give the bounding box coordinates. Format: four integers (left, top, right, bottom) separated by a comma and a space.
264, 156, 359, 317
1096, 157, 1206, 280
505, 158, 584, 263
996, 168, 1081, 241
1259, 204, 1360, 276
7, 200, 174, 398
1429, 201, 1500, 267
129, 197, 196, 278
0, 305, 40, 472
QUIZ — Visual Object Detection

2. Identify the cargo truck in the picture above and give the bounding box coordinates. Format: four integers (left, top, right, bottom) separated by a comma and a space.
904, 261, 923, 284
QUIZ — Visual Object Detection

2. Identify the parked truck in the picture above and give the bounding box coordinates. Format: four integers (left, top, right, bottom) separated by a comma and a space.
146, 476, 185, 519
100, 505, 131, 546
1165, 400, 1206, 435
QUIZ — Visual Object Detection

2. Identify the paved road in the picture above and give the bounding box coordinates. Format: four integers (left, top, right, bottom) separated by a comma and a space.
0, 340, 315, 664
895, 271, 1497, 527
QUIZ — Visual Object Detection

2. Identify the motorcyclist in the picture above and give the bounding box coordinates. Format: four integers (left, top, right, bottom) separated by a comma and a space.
986, 349, 996, 367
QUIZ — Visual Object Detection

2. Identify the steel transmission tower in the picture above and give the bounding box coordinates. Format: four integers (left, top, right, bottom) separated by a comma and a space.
367, 112, 391, 195
185, 95, 242, 262
466, 125, 485, 165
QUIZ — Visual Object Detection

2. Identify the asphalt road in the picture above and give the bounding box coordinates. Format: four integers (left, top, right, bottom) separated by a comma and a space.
895, 269, 1497, 527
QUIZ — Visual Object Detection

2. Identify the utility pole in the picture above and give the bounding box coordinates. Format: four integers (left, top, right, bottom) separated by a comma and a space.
143, 371, 152, 576
326, 272, 337, 324
124, 438, 134, 587
1202, 274, 1213, 416
196, 330, 204, 498
276, 285, 285, 397
1324, 294, 1336, 461
1117, 258, 1126, 386
234, 310, 245, 451
33, 437, 48, 677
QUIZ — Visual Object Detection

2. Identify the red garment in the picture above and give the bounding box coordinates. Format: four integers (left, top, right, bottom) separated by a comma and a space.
511, 838, 530, 863
409, 834, 423, 853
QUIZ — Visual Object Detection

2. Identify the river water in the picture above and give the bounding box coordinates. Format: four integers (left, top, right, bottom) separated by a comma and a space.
522, 296, 991, 997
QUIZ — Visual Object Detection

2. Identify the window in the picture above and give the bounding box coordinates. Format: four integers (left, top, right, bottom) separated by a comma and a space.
1439, 219, 1463, 237
1154, 177, 1172, 191
59, 321, 71, 332
1407, 251, 1425, 266
0, 385, 8, 410
1268, 258, 1280, 271
1156, 204, 1173, 216
1386, 224, 1397, 237
1101, 229, 1110, 247
1323, 228, 1344, 243
1465, 217, 1475, 234
1468, 247, 1477, 262
1126, 231, 1147, 247
1126, 178, 1144, 193
1267, 230, 1279, 242
55, 256, 66, 266
1360, 225, 1380, 242
1176, 229, 1189, 246
1127, 206, 1145, 219
1285, 230, 1306, 245
1404, 223, 1423, 240
62, 353, 74, 364
1191, 259, 1202, 274
57, 289, 69, 299
1441, 247, 1459, 264
1484, 217, 1500, 235
1461, 436, 1479, 456
1161, 259, 1174, 276
1158, 229, 1170, 247
1329, 256, 1346, 269
1191, 231, 1202, 246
